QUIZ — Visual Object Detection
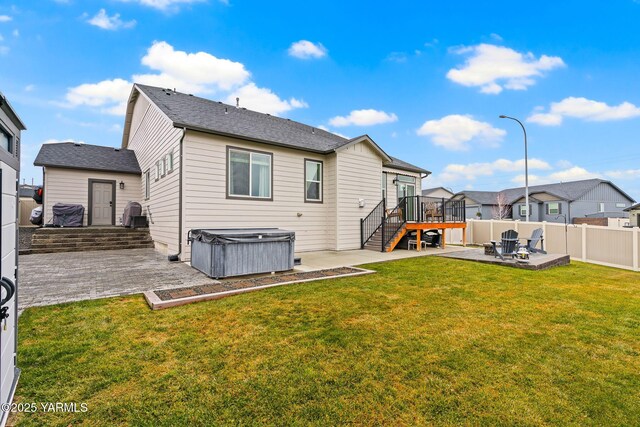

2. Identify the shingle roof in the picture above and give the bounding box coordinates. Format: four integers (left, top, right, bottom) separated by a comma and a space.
34, 142, 141, 174
624, 202, 640, 212
454, 179, 635, 205
387, 156, 430, 174
132, 84, 429, 174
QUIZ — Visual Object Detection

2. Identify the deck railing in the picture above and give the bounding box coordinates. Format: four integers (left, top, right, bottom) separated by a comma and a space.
360, 199, 386, 248
403, 197, 466, 223
381, 197, 408, 252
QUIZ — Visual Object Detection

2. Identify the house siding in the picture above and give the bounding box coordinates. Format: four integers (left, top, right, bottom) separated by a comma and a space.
571, 182, 634, 219
181, 131, 335, 260
335, 143, 383, 250
42, 167, 140, 226
382, 167, 422, 207
125, 94, 183, 254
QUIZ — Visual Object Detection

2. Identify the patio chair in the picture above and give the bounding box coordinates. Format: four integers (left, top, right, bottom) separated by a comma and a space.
490, 229, 519, 261
520, 228, 547, 254
424, 202, 443, 223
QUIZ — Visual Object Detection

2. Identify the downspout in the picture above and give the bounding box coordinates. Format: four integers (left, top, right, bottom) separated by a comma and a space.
168, 127, 187, 262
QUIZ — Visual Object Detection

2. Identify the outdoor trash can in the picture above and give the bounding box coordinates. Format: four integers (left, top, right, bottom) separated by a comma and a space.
188, 228, 295, 279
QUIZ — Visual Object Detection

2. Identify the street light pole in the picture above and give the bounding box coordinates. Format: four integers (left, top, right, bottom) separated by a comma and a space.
499, 115, 529, 222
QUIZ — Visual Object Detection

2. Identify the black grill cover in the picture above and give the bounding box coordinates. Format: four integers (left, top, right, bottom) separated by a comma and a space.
123, 201, 142, 227
52, 203, 84, 227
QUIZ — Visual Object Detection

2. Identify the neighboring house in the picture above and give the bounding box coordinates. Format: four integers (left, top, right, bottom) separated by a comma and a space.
624, 203, 640, 227
35, 84, 430, 261
422, 187, 454, 200
34, 143, 142, 226
452, 179, 635, 223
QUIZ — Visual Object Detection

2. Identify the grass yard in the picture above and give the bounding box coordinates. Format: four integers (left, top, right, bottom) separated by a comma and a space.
14, 257, 640, 426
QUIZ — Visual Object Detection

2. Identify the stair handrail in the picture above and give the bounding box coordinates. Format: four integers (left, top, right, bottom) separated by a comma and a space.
382, 197, 407, 251
360, 199, 386, 248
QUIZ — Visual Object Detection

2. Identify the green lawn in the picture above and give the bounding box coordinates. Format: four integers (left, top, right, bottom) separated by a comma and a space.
14, 257, 640, 426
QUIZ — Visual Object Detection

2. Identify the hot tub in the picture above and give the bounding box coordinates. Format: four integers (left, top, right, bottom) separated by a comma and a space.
188, 228, 295, 279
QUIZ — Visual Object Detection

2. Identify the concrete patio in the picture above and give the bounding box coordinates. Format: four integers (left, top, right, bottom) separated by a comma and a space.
18, 246, 473, 312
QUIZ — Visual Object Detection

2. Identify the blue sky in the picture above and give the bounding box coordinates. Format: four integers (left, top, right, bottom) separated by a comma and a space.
2, 0, 640, 200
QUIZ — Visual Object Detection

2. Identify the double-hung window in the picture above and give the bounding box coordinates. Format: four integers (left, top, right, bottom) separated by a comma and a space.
166, 151, 174, 173
305, 159, 323, 202
144, 169, 150, 200
228, 147, 272, 199
546, 202, 560, 215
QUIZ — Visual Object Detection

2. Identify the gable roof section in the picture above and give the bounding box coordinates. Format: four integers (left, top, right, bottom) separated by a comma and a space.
624, 202, 640, 212
125, 84, 428, 174
453, 179, 635, 206
34, 142, 141, 174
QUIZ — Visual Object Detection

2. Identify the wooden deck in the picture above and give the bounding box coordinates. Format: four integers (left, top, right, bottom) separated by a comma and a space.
387, 222, 467, 252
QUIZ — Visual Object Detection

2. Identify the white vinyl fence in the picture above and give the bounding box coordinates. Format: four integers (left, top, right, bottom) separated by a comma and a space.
454, 219, 640, 272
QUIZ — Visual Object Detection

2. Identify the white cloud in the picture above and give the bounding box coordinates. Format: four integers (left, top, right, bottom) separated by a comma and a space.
116, 0, 204, 11
438, 158, 551, 183
489, 33, 503, 42
225, 83, 308, 116
416, 114, 505, 151
65, 41, 303, 117
24, 84, 35, 92
511, 166, 601, 186
446, 44, 565, 94
527, 97, 640, 126
329, 109, 398, 127
605, 169, 640, 180
134, 41, 250, 92
87, 9, 136, 30
0, 15, 12, 23
12, 29, 18, 37
288, 40, 327, 59
42, 138, 85, 145
65, 78, 132, 115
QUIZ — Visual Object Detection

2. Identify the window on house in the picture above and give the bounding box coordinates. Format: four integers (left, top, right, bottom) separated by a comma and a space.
616, 202, 626, 208
305, 159, 323, 202
167, 151, 174, 173
381, 173, 387, 201
546, 202, 560, 215
228, 147, 272, 199
144, 169, 150, 200
520, 205, 528, 217
155, 161, 160, 181
598, 203, 605, 212
0, 129, 12, 154
396, 175, 415, 184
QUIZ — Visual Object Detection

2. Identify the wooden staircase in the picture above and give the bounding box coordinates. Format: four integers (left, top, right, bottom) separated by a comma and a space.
363, 224, 407, 252
26, 227, 154, 254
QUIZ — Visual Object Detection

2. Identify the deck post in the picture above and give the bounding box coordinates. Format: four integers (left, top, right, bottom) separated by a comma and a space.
463, 224, 467, 247
416, 229, 421, 252
442, 228, 446, 249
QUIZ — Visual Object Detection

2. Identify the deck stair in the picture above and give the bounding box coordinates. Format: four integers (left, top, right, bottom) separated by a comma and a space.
363, 223, 407, 252
27, 227, 154, 254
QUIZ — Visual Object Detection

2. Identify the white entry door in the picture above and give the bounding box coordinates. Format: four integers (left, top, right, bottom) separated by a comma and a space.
0, 164, 19, 427
91, 181, 113, 226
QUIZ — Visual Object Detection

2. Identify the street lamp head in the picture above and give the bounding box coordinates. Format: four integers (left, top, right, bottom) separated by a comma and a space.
499, 115, 507, 118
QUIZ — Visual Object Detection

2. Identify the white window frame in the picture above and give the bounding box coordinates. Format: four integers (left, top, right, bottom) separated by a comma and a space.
381, 173, 387, 202
304, 159, 323, 203
616, 202, 626, 208
227, 147, 273, 200
155, 161, 161, 181
598, 202, 605, 213
547, 202, 560, 215
166, 151, 174, 173
144, 169, 150, 200
520, 204, 528, 217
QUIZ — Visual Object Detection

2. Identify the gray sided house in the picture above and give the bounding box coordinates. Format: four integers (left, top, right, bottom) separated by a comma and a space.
35, 84, 430, 261
421, 187, 454, 200
624, 203, 640, 227
453, 179, 635, 223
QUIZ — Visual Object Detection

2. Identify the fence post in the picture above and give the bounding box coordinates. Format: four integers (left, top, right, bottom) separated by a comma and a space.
633, 227, 639, 272
581, 223, 587, 262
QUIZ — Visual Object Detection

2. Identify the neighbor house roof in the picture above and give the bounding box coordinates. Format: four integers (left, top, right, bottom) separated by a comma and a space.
624, 202, 640, 212
0, 91, 27, 130
34, 142, 141, 174
126, 84, 429, 175
18, 185, 36, 198
453, 179, 635, 205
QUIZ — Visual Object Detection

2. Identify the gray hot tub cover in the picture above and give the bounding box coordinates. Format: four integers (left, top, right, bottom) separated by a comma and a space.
188, 228, 295, 245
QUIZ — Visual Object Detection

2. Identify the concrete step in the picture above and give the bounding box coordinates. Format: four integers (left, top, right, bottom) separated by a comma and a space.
30, 240, 152, 249
28, 242, 155, 254
31, 236, 153, 244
